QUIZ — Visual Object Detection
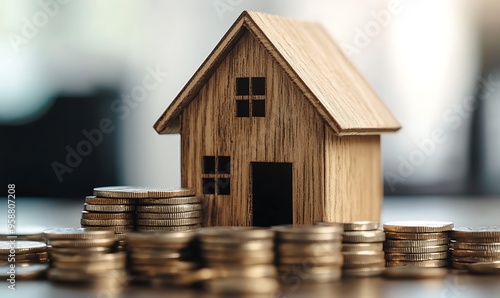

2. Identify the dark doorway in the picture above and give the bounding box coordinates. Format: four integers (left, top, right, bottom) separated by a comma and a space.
251, 162, 293, 227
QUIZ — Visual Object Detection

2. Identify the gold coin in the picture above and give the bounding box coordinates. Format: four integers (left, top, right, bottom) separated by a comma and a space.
203, 240, 273, 252
48, 246, 111, 254
384, 238, 449, 248
81, 211, 134, 220
273, 224, 343, 235
48, 238, 116, 248
126, 231, 196, 244
384, 221, 454, 233
136, 218, 202, 227
93, 186, 149, 198
51, 252, 125, 263
342, 251, 385, 263
80, 219, 134, 226
450, 242, 500, 251
47, 268, 126, 282
383, 267, 448, 279
214, 265, 277, 278
204, 249, 273, 259
131, 260, 197, 272
84, 203, 135, 213
279, 254, 343, 266
199, 227, 274, 241
318, 221, 379, 231
343, 260, 386, 269
451, 249, 500, 257
279, 242, 341, 256
452, 226, 500, 239
138, 196, 201, 205
136, 225, 201, 232
81, 225, 134, 233
343, 267, 385, 277
146, 187, 196, 198
84, 196, 136, 205
204, 277, 279, 294
0, 241, 46, 254
0, 263, 48, 280
385, 245, 449, 254
136, 204, 202, 213
451, 261, 471, 270
385, 232, 450, 240
136, 211, 202, 219
277, 266, 342, 283
386, 259, 448, 268
451, 255, 500, 263
0, 251, 48, 261
53, 260, 125, 272
385, 252, 448, 261
342, 243, 383, 252
206, 253, 274, 265
167, 268, 216, 286
466, 261, 500, 274
43, 228, 115, 240
343, 230, 385, 243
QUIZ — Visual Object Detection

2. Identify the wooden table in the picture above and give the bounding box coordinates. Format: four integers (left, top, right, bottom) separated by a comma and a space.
1, 196, 500, 298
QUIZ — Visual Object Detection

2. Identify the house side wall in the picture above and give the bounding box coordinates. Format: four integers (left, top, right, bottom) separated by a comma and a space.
324, 132, 382, 222
181, 30, 325, 226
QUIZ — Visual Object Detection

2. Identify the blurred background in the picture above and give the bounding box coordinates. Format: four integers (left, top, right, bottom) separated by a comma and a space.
1, 0, 499, 198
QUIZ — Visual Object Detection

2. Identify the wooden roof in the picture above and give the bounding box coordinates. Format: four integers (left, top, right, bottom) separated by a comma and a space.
154, 11, 401, 136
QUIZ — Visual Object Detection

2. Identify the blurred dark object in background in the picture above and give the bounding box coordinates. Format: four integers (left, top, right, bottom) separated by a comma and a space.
0, 90, 119, 197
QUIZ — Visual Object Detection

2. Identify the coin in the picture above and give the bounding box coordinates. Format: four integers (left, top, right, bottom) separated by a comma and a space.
385, 252, 448, 261
138, 196, 201, 205
81, 211, 134, 220
205, 253, 274, 265
81, 225, 134, 233
51, 252, 125, 263
84, 203, 135, 213
279, 242, 341, 256
278, 254, 343, 266
0, 226, 47, 241
450, 242, 500, 251
383, 267, 448, 279
136, 211, 202, 220
167, 268, 216, 286
273, 224, 343, 235
136, 218, 202, 227
384, 239, 449, 248
48, 238, 116, 248
215, 265, 277, 278
203, 240, 273, 252
451, 261, 472, 270
0, 241, 46, 254
137, 204, 202, 213
318, 221, 379, 231
199, 227, 274, 241
385, 245, 449, 254
451, 249, 500, 257
0, 252, 48, 262
0, 263, 48, 280
384, 221, 454, 233
452, 226, 500, 239
466, 261, 500, 274
385, 232, 450, 240
277, 266, 342, 282
53, 260, 125, 272
147, 187, 196, 198
43, 228, 115, 240
342, 243, 383, 252
47, 268, 126, 282
343, 267, 385, 277
84, 196, 136, 205
343, 230, 385, 243
386, 259, 449, 268
342, 251, 385, 263
451, 256, 500, 263
136, 225, 201, 232
93, 186, 149, 198
80, 219, 134, 226
343, 260, 386, 269
204, 277, 279, 294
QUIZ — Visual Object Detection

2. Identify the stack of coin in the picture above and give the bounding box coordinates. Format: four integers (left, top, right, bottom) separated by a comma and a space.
135, 188, 202, 232
331, 221, 385, 277
450, 226, 500, 270
126, 231, 200, 284
274, 225, 343, 283
199, 227, 278, 296
0, 240, 48, 265
384, 221, 452, 268
0, 226, 47, 242
44, 228, 126, 286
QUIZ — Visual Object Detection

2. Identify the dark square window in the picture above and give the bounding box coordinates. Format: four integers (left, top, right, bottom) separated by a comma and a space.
202, 178, 216, 194
203, 156, 216, 174
236, 100, 250, 117
236, 78, 249, 95
218, 178, 230, 195
251, 77, 266, 95
217, 156, 230, 174
252, 100, 265, 117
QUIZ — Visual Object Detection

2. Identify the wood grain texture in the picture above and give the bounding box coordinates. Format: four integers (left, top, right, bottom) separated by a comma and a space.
324, 132, 382, 222
181, 30, 325, 226
155, 11, 401, 136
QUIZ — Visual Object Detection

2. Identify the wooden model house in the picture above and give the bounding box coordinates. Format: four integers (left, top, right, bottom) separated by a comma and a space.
154, 11, 401, 227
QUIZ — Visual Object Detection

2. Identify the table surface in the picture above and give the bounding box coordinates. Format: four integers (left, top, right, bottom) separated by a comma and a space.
1, 196, 500, 298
